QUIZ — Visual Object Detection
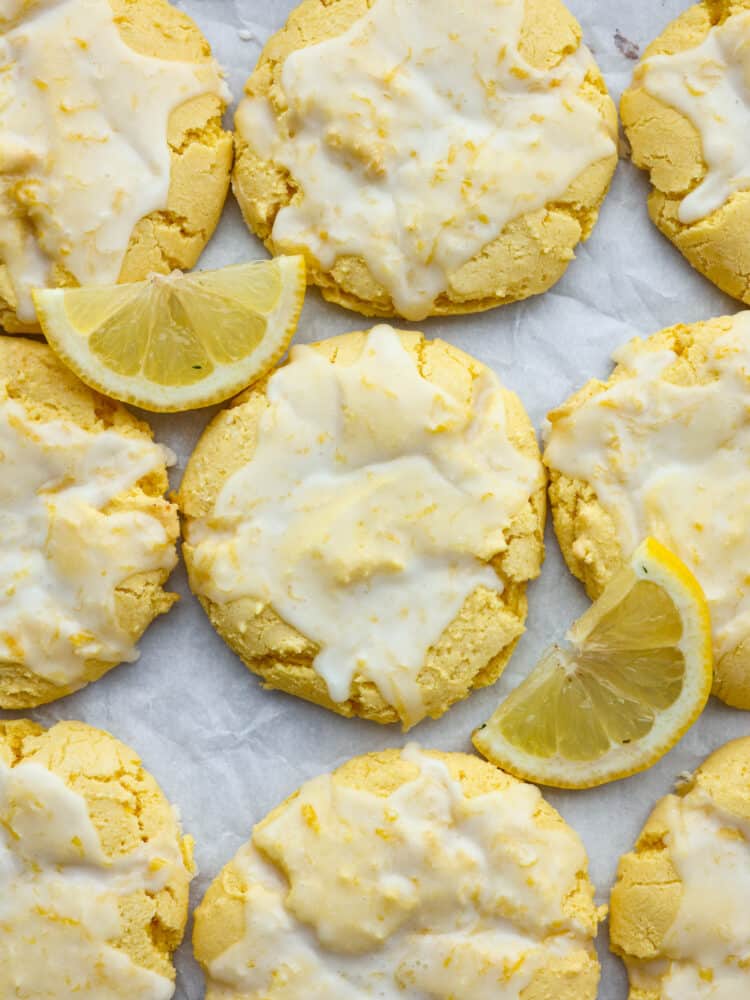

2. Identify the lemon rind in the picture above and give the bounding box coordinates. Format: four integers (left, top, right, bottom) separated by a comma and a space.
33, 256, 306, 413
473, 538, 713, 789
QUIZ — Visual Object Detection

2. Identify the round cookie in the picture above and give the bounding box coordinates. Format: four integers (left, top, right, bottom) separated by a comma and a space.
621, 1, 750, 303
544, 312, 750, 710
178, 325, 546, 728
194, 745, 603, 999
0, 335, 179, 708
0, 718, 194, 998
232, 0, 617, 322
610, 737, 750, 999
0, 0, 233, 334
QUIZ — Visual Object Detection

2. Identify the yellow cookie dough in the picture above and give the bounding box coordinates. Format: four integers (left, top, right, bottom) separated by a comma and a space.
0, 336, 179, 709
0, 718, 194, 998
621, 1, 750, 303
0, 0, 233, 334
178, 326, 546, 728
610, 737, 750, 999
194, 746, 603, 1000
232, 0, 617, 321
544, 312, 750, 710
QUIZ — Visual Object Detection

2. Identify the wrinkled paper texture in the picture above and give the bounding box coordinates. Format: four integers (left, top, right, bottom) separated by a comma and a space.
3, 2, 749, 997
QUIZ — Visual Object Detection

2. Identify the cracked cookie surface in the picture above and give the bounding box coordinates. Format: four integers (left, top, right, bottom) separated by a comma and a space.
545, 312, 750, 710
178, 327, 546, 727
610, 737, 750, 999
0, 336, 179, 709
0, 718, 194, 998
0, 0, 233, 333
232, 0, 617, 321
194, 746, 602, 1000
621, 0, 750, 303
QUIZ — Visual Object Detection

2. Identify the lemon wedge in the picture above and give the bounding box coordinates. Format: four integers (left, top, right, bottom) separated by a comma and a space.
33, 256, 306, 412
474, 538, 712, 788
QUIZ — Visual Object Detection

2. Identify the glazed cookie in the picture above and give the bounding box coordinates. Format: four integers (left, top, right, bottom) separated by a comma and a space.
194, 745, 603, 1000
0, 336, 179, 708
0, 719, 194, 998
179, 325, 546, 729
544, 312, 750, 710
0, 0, 233, 332
610, 737, 750, 998
621, 1, 750, 303
233, 0, 618, 321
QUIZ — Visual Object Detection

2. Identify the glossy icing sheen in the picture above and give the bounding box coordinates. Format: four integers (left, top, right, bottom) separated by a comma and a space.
635, 784, 750, 999
207, 747, 595, 999
0, 392, 176, 683
237, 0, 615, 320
0, 0, 228, 321
0, 758, 186, 998
545, 313, 750, 663
639, 11, 750, 223
186, 326, 541, 727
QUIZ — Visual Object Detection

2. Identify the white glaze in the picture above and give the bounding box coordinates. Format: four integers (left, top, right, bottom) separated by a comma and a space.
544, 313, 750, 663
0, 0, 229, 321
236, 0, 615, 320
186, 326, 542, 727
0, 758, 187, 999
639, 11, 750, 223
646, 784, 750, 998
0, 391, 177, 684
207, 746, 596, 999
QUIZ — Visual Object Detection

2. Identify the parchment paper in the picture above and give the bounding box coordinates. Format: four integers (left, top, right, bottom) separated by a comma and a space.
4, 2, 749, 997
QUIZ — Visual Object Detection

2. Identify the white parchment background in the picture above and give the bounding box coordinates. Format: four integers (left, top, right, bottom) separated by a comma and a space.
4, 2, 750, 997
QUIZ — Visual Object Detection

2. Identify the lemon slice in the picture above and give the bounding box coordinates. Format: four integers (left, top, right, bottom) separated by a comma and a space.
33, 257, 306, 412
473, 538, 712, 789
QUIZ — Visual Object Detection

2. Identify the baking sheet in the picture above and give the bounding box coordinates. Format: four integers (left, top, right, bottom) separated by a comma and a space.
5, 1, 750, 996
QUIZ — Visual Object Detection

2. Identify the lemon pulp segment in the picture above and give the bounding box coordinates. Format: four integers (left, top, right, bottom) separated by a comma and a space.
33, 256, 306, 412
474, 538, 712, 788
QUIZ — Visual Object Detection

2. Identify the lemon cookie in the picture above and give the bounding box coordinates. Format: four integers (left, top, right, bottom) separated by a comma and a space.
179, 325, 546, 729
233, 0, 618, 322
194, 745, 602, 1000
621, 1, 750, 303
0, 0, 233, 333
0, 336, 179, 708
610, 737, 750, 998
0, 718, 193, 998
544, 312, 750, 709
